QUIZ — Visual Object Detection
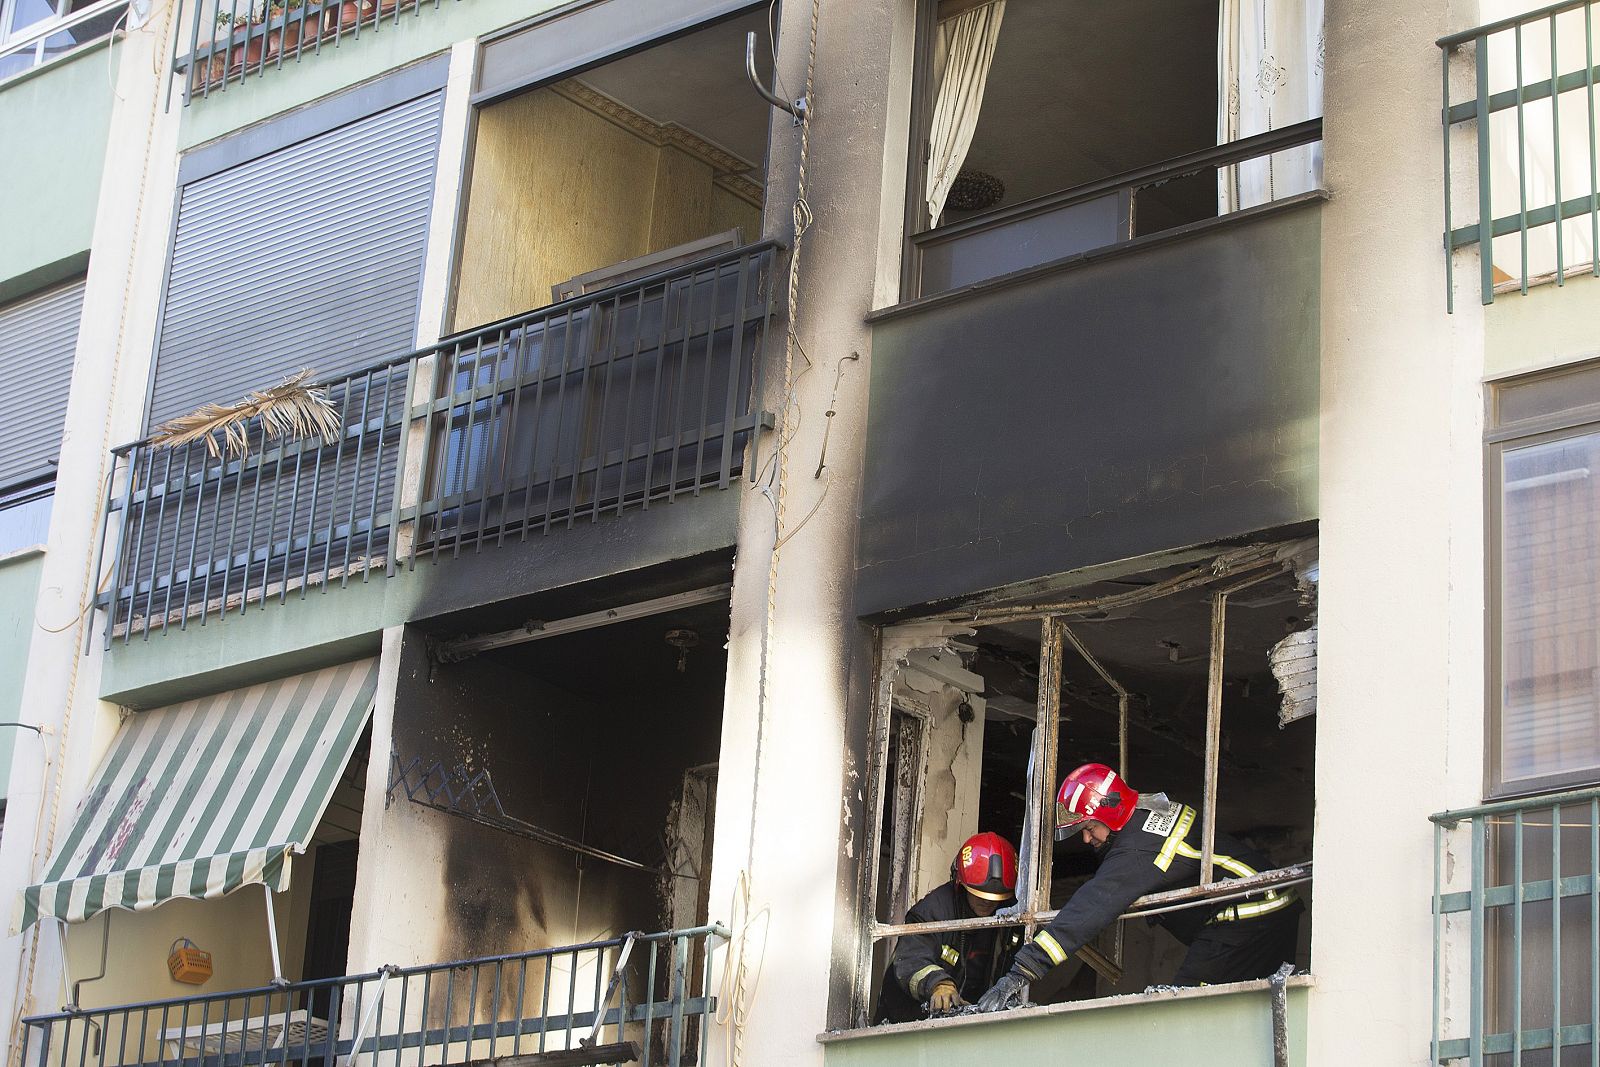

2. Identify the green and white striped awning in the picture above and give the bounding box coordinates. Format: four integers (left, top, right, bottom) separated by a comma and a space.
16, 658, 378, 931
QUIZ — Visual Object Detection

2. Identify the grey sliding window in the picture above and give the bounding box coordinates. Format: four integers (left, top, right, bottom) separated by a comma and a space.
147, 88, 445, 428
0, 276, 85, 491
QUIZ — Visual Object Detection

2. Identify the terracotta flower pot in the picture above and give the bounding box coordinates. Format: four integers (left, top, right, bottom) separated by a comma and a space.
323, 0, 365, 35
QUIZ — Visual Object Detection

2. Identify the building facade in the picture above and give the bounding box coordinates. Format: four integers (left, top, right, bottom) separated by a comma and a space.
0, 0, 1588, 1064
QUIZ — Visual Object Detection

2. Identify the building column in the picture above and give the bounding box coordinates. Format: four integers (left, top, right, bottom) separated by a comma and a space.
0, 0, 186, 1051
703, 0, 908, 1063
1310, 0, 1488, 1062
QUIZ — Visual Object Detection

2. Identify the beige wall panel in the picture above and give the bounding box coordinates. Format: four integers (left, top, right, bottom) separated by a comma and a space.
709, 187, 763, 245
648, 146, 715, 250
455, 91, 659, 329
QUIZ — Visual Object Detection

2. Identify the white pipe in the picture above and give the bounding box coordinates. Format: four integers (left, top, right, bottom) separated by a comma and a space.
262, 884, 284, 984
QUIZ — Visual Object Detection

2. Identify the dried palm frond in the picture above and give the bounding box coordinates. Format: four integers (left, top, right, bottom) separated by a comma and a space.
149, 368, 342, 459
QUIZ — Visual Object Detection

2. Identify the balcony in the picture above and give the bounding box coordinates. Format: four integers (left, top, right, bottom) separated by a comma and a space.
173, 0, 459, 105
96, 242, 780, 644
1439, 0, 1600, 307
856, 168, 1321, 614
21, 926, 723, 1067
1431, 786, 1600, 1062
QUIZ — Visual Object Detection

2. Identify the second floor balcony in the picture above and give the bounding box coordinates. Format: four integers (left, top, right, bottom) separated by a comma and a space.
97, 241, 780, 644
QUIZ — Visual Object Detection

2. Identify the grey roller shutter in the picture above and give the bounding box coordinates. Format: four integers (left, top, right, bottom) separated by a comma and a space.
147, 89, 444, 429
0, 277, 86, 490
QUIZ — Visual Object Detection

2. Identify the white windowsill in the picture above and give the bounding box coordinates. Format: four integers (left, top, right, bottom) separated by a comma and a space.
816, 973, 1315, 1043
0, 543, 46, 565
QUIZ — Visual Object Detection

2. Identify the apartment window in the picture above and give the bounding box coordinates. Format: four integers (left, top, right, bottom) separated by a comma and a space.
857, 543, 1317, 1026
0, 479, 51, 556
1489, 361, 1600, 797
901, 0, 1324, 299
0, 0, 125, 80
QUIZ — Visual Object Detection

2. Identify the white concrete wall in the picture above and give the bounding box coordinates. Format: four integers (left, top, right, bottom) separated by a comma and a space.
1310, 0, 1490, 1062
0, 0, 187, 1050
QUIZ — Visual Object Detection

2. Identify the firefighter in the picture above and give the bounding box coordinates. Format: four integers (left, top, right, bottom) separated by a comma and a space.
976, 763, 1301, 1013
874, 831, 1024, 1022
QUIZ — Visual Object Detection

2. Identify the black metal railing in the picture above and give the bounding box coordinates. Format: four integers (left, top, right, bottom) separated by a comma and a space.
172, 0, 461, 106
20, 926, 725, 1067
97, 242, 779, 644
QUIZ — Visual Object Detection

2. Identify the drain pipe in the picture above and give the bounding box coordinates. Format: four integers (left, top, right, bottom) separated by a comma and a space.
1269, 962, 1294, 1067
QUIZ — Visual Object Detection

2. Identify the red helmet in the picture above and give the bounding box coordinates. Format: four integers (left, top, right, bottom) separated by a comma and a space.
952, 832, 1018, 901
1056, 763, 1139, 839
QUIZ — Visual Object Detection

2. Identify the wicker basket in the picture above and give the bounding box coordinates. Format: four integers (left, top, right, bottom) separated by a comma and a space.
167, 938, 213, 985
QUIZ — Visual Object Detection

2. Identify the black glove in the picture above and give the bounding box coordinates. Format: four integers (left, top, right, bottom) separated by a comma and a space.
975, 970, 1028, 1013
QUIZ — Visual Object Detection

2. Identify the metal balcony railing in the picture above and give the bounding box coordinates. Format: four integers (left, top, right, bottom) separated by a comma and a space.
96, 242, 780, 644
1439, 0, 1600, 308
171, 0, 461, 106
1431, 786, 1600, 1062
20, 925, 724, 1067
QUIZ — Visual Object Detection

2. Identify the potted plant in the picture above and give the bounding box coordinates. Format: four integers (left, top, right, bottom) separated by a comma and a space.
265, 0, 307, 59
217, 11, 261, 78
322, 0, 371, 36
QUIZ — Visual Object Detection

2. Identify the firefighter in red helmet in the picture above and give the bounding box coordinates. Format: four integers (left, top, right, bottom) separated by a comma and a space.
874, 831, 1024, 1022
976, 763, 1301, 1013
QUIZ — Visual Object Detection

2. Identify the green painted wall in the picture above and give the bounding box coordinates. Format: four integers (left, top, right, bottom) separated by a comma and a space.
822, 984, 1310, 1067
0, 551, 46, 801
178, 0, 562, 150
0, 44, 114, 294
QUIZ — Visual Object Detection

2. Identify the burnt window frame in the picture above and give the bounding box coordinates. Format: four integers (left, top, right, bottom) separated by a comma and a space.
851, 543, 1316, 1027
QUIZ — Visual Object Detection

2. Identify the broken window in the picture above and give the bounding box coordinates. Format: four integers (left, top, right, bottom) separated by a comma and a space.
857, 541, 1318, 1025
902, 0, 1324, 298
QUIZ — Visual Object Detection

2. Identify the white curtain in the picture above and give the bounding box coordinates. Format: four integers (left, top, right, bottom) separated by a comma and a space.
1217, 0, 1324, 213
926, 1, 1006, 226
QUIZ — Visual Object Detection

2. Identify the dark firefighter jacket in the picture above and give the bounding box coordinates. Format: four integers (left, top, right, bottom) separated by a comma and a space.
1010, 794, 1298, 982
875, 881, 1023, 1022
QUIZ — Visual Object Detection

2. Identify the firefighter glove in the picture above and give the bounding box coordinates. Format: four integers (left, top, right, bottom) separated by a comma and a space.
976, 971, 1027, 1013
927, 979, 966, 1014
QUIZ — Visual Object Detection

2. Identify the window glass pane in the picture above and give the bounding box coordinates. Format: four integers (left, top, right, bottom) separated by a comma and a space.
1496, 362, 1600, 427
5, 0, 58, 37
0, 489, 51, 556
0, 41, 39, 76
44, 4, 123, 54
1500, 432, 1600, 785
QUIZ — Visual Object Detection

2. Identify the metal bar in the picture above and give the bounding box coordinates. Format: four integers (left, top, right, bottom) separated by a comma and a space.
466, 962, 480, 1062
1434, 784, 1600, 825
1554, 803, 1563, 1061
615, 287, 647, 517
539, 948, 552, 1052
1515, 809, 1524, 1066
566, 947, 578, 1050
491, 327, 523, 548
237, 413, 270, 617
1472, 816, 1487, 1067
1518, 23, 1531, 292
105, 452, 138, 647
1445, 47, 1457, 313
541, 310, 577, 534
667, 934, 688, 1067
140, 447, 177, 638
1060, 623, 1131, 779
1587, 1, 1599, 279
174, 443, 203, 627
584, 294, 622, 525
517, 321, 552, 539
196, 442, 229, 623
640, 278, 673, 509
1478, 33, 1498, 303
870, 865, 1314, 939
688, 262, 724, 499
1033, 616, 1064, 921
664, 269, 701, 505
299, 394, 330, 595
1200, 590, 1227, 885
1552, 13, 1566, 283
719, 254, 753, 489
323, 375, 354, 585
1433, 822, 1444, 1065
162, 444, 193, 633
279, 413, 309, 604
567, 303, 602, 528
386, 351, 418, 573
513, 956, 528, 1056
341, 369, 376, 585
644, 941, 657, 1067
412, 350, 444, 567
452, 335, 485, 557
362, 367, 392, 577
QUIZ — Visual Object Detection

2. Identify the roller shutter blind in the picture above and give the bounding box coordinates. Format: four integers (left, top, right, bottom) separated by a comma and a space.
0, 277, 86, 490
146, 89, 445, 428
